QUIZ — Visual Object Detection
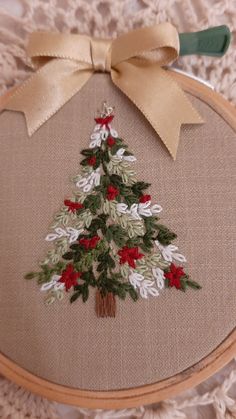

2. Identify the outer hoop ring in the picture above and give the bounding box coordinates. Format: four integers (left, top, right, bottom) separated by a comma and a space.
0, 71, 236, 409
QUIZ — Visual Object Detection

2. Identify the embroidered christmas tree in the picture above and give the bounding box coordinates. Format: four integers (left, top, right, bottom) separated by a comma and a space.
25, 103, 201, 317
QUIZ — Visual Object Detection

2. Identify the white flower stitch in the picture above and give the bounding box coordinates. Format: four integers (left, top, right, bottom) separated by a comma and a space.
109, 127, 118, 138
89, 120, 118, 149
45, 227, 83, 244
115, 147, 137, 162
152, 267, 165, 289
129, 204, 142, 220
139, 201, 162, 216
76, 168, 101, 192
139, 280, 159, 298
129, 270, 159, 298
66, 227, 83, 243
89, 131, 101, 148
116, 203, 128, 214
89, 128, 109, 148
94, 120, 118, 139
116, 201, 162, 220
40, 275, 64, 292
155, 240, 187, 263
117, 203, 141, 219
129, 271, 145, 288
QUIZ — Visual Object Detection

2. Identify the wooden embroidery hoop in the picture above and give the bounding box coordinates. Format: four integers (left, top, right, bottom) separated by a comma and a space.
0, 71, 235, 409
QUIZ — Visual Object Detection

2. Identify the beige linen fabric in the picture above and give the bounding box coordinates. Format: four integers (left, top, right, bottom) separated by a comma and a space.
0, 73, 235, 391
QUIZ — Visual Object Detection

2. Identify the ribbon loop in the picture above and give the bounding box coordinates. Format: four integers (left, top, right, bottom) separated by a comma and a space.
1, 23, 203, 159
27, 32, 93, 67
111, 23, 180, 66
90, 38, 111, 72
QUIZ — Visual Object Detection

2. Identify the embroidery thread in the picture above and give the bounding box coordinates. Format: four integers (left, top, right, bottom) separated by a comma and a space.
25, 103, 201, 317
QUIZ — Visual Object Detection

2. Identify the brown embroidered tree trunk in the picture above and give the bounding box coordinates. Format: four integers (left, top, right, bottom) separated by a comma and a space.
95, 290, 116, 317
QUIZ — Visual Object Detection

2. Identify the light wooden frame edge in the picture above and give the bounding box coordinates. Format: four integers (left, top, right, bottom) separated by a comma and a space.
0, 330, 235, 409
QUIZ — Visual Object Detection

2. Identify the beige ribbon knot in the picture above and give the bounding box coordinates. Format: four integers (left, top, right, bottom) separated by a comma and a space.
0, 23, 203, 159
90, 38, 111, 72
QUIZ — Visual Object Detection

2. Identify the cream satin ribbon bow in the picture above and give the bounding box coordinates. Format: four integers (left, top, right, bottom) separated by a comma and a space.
1, 22, 203, 159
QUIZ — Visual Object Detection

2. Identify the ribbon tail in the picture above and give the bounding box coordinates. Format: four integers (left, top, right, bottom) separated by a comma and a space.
2, 59, 93, 135
112, 61, 203, 159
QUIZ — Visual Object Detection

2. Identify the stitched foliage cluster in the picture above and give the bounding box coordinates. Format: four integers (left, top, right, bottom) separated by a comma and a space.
25, 112, 201, 307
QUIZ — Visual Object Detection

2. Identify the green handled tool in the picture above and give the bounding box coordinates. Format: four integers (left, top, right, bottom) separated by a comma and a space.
179, 25, 231, 57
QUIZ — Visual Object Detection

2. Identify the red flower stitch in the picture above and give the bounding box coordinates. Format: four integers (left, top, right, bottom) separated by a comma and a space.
118, 246, 144, 269
59, 264, 81, 291
64, 199, 84, 213
95, 115, 114, 126
164, 263, 185, 289
107, 185, 119, 201
87, 156, 96, 166
139, 194, 151, 203
89, 235, 100, 249
79, 237, 90, 250
79, 235, 100, 250
107, 136, 116, 147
